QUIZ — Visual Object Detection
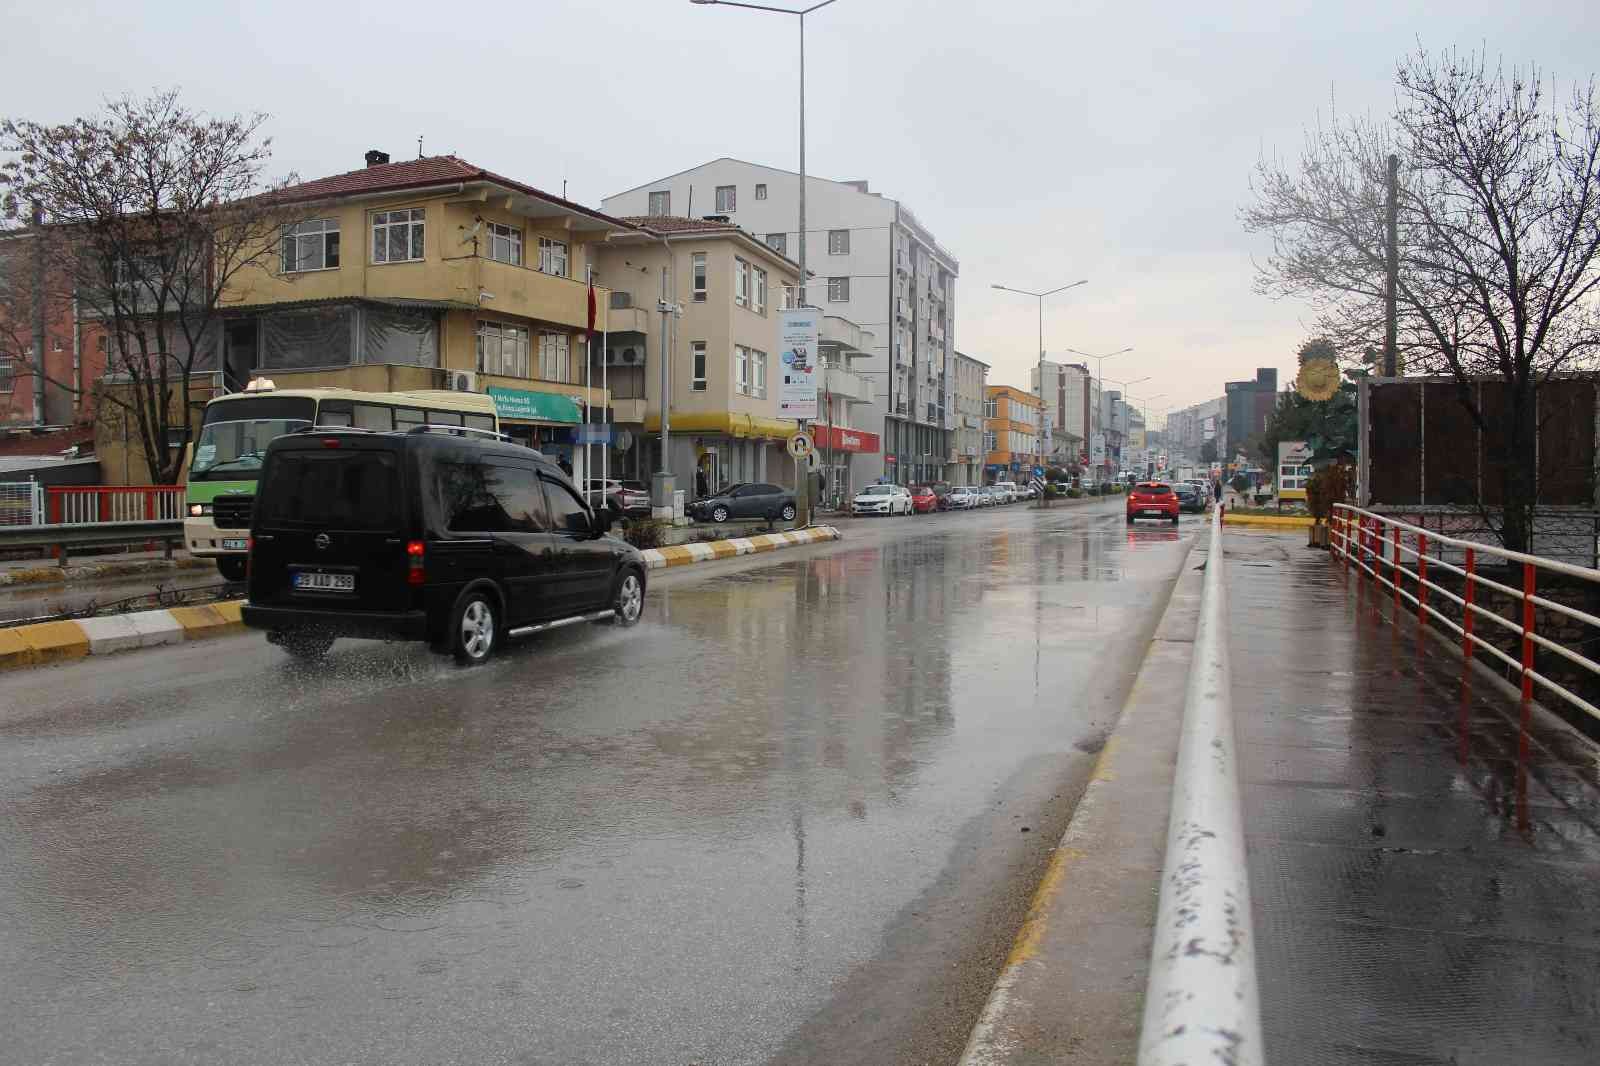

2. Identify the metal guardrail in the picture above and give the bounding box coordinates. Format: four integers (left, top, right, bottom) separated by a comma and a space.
49, 485, 185, 524
1138, 506, 1264, 1066
0, 519, 183, 562
1331, 503, 1600, 727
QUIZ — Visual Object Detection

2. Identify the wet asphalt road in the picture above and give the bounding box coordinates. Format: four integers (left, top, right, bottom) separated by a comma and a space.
0, 499, 1197, 1066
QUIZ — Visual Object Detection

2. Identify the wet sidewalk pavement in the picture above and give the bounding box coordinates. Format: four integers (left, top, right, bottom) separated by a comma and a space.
1224, 530, 1600, 1064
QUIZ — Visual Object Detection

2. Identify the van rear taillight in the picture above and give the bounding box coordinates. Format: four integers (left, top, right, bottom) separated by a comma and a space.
322, 438, 341, 448
406, 540, 425, 586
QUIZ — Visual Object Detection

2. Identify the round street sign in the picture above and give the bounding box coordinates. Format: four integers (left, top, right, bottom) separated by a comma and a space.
787, 433, 813, 458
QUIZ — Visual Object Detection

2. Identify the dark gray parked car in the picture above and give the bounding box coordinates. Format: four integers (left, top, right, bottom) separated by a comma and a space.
687, 482, 798, 523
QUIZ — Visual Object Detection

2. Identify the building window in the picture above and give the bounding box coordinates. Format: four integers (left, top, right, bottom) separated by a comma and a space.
983, 398, 998, 418
538, 237, 568, 277
715, 185, 736, 212
0, 359, 12, 392
766, 233, 787, 256
827, 277, 850, 302
487, 222, 522, 266
753, 265, 767, 315
282, 218, 340, 272
691, 342, 707, 391
827, 229, 849, 255
735, 257, 749, 307
755, 183, 768, 200
538, 332, 571, 382
371, 208, 424, 263
751, 349, 767, 398
648, 190, 670, 215
692, 252, 707, 302
735, 345, 749, 394
477, 320, 531, 378
984, 431, 998, 451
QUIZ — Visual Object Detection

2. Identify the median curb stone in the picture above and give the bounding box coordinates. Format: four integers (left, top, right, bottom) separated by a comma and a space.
1222, 512, 1313, 528
638, 525, 842, 570
0, 529, 841, 671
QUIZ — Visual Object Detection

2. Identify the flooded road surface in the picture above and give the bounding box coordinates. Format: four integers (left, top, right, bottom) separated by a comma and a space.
0, 500, 1195, 1065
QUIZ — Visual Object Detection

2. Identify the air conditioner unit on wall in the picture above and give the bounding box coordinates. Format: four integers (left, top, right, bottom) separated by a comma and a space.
449, 370, 478, 392
607, 346, 643, 367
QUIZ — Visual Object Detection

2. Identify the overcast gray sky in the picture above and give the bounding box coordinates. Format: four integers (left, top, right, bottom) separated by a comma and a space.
5, 0, 1594, 423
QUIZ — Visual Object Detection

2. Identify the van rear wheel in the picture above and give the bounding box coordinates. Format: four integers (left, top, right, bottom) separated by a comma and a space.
450, 592, 497, 665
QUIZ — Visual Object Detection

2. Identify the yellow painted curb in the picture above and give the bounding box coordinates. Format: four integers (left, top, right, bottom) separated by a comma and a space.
1223, 513, 1313, 528
15, 620, 90, 666
658, 545, 696, 567
709, 541, 739, 560
170, 601, 246, 638
0, 627, 37, 671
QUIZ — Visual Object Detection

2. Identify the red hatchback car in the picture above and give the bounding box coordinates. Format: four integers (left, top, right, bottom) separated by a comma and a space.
1126, 482, 1181, 524
910, 485, 940, 514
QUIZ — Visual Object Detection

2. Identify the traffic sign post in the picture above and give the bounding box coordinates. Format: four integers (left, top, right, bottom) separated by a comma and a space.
788, 433, 814, 525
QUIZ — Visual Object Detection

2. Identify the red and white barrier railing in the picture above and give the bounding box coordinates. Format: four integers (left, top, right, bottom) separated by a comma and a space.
1331, 503, 1600, 726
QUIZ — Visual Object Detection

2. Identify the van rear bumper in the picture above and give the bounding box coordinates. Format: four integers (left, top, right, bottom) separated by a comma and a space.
242, 603, 430, 641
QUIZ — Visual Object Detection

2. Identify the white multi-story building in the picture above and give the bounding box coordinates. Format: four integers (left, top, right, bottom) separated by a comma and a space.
951, 351, 989, 486
603, 158, 959, 485
1167, 397, 1226, 455
1032, 359, 1099, 460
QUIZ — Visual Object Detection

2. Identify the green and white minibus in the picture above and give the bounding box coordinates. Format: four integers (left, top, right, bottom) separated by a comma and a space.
185, 380, 499, 579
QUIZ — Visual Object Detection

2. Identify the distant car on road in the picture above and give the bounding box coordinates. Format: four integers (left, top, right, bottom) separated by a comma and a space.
1127, 482, 1181, 525
585, 478, 650, 518
910, 485, 940, 514
853, 484, 913, 516
993, 481, 1020, 503
1173, 484, 1207, 513
946, 487, 979, 509
688, 483, 797, 524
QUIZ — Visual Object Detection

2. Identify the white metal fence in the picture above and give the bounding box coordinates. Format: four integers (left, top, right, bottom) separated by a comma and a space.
0, 482, 46, 527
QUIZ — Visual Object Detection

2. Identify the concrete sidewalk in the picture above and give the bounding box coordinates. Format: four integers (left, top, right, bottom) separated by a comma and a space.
1225, 530, 1600, 1064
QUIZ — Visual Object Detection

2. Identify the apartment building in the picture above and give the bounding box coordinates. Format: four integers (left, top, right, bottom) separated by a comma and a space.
1167, 396, 1225, 454
222, 152, 632, 472
0, 237, 107, 433
1224, 368, 1280, 459
951, 351, 989, 486
983, 384, 1041, 482
593, 216, 806, 494
603, 159, 959, 486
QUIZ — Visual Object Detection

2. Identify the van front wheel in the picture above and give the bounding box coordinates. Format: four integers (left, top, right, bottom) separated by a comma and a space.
217, 555, 248, 582
450, 591, 498, 665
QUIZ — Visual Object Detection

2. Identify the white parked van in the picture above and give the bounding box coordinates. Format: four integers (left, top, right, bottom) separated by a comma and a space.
994, 481, 1020, 503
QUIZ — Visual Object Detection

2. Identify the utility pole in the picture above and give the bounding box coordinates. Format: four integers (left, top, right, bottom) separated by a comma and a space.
31, 203, 47, 427
653, 264, 677, 518
1383, 153, 1399, 377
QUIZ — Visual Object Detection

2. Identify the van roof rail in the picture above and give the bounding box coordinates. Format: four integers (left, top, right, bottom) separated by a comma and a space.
291, 424, 377, 434
402, 424, 517, 444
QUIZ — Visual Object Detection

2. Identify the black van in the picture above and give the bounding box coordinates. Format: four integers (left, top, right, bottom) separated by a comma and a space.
241, 427, 647, 664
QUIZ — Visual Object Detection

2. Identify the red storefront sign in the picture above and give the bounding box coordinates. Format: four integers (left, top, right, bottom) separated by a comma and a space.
810, 425, 881, 454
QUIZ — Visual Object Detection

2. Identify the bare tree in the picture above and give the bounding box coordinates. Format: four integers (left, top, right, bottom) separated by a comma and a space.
1243, 48, 1600, 551
0, 91, 291, 483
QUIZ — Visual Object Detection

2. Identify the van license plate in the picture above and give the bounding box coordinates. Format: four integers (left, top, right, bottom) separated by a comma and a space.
221, 538, 248, 551
294, 571, 355, 592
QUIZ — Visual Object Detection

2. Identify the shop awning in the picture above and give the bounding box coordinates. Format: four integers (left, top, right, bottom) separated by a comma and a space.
642, 411, 800, 440
487, 386, 583, 424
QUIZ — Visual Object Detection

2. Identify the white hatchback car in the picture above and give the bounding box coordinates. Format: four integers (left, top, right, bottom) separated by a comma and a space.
852, 484, 913, 516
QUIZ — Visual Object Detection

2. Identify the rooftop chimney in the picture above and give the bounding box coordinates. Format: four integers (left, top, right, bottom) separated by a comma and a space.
365, 150, 390, 168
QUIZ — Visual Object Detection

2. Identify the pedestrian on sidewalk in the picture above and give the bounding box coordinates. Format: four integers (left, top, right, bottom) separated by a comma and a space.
1214, 477, 1224, 516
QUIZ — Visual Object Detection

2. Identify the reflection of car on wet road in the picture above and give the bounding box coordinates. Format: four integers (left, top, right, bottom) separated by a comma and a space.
1126, 482, 1180, 524
687, 483, 797, 523
853, 484, 913, 515
242, 428, 646, 664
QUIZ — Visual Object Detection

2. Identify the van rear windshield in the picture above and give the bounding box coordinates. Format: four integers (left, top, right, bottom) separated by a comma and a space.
257, 450, 401, 530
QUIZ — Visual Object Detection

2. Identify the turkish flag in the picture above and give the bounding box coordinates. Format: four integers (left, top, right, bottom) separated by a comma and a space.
586, 278, 597, 339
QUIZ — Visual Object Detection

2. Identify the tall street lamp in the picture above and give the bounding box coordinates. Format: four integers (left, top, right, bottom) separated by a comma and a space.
1064, 345, 1132, 480
992, 280, 1088, 480
692, 0, 840, 520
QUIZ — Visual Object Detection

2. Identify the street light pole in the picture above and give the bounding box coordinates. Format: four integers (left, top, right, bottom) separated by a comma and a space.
1064, 346, 1132, 484
992, 279, 1087, 487
692, 0, 839, 522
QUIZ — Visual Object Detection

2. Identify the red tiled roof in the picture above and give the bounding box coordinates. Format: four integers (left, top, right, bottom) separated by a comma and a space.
616, 215, 742, 234
271, 155, 635, 231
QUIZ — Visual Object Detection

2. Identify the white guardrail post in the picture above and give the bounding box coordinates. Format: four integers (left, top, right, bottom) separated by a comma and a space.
1138, 506, 1263, 1066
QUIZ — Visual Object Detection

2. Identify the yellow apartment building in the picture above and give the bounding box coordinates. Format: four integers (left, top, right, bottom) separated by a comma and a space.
983, 384, 1042, 482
